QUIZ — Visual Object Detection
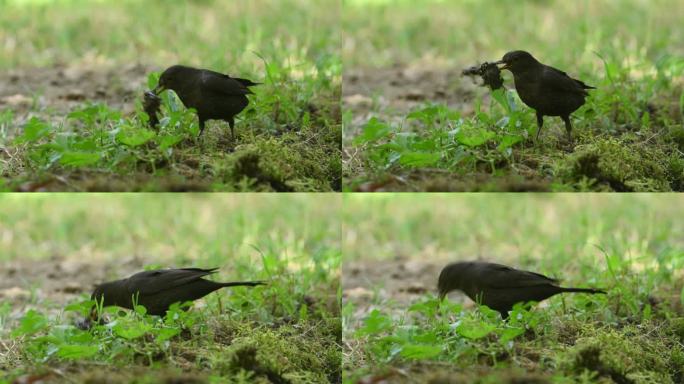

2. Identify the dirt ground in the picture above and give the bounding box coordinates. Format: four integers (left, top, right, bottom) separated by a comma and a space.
343, 63, 482, 138
0, 62, 155, 126
343, 256, 462, 328
0, 255, 148, 319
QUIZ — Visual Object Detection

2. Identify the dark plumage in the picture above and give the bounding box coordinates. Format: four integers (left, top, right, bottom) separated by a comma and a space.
437, 261, 606, 318
496, 50, 595, 140
153, 65, 260, 138
91, 268, 265, 316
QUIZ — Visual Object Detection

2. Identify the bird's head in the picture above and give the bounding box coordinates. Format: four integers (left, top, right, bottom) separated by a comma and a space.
91, 282, 116, 310
437, 262, 468, 301
496, 50, 539, 73
153, 65, 191, 94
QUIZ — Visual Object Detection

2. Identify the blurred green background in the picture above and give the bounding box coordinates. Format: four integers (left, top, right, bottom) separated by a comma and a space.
343, 193, 684, 270
0, 0, 340, 77
0, 193, 341, 276
344, 0, 684, 71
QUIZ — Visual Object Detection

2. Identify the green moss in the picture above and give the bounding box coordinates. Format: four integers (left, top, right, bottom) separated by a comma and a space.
558, 137, 676, 191
214, 136, 337, 192
210, 321, 341, 384
560, 325, 682, 383
670, 318, 684, 342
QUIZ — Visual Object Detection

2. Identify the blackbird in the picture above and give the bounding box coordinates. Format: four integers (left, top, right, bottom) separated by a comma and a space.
153, 65, 260, 138
437, 261, 606, 318
495, 50, 595, 140
91, 268, 265, 316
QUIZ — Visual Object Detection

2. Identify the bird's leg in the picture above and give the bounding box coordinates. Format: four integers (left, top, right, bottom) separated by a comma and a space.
198, 119, 206, 136
228, 117, 235, 140
535, 112, 544, 141
561, 115, 573, 141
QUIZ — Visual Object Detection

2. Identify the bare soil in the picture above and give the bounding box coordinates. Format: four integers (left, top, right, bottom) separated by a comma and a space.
0, 62, 155, 125
0, 255, 147, 319
343, 256, 463, 328
343, 63, 481, 138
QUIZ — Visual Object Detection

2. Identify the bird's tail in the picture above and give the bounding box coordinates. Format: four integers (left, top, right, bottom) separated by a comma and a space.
560, 287, 606, 294
233, 78, 262, 87
218, 280, 267, 288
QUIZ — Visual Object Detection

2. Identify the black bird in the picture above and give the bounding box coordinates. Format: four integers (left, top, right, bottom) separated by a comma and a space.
437, 261, 606, 319
91, 268, 265, 316
153, 65, 260, 138
496, 50, 595, 141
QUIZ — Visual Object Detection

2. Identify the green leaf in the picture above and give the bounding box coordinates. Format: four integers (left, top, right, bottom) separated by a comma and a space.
64, 300, 96, 317
641, 111, 650, 128
57, 344, 99, 359
353, 117, 392, 145
491, 88, 511, 113
399, 152, 441, 167
147, 72, 160, 90
408, 299, 440, 316
155, 328, 180, 343
605, 253, 623, 273
158, 134, 184, 150
15, 117, 50, 144
456, 320, 496, 339
59, 151, 101, 167
134, 304, 148, 316
499, 327, 525, 344
407, 105, 459, 126
399, 344, 442, 360
357, 310, 393, 336
113, 322, 152, 340
11, 309, 49, 337
117, 128, 155, 147
642, 303, 652, 320
455, 129, 495, 147
497, 135, 523, 151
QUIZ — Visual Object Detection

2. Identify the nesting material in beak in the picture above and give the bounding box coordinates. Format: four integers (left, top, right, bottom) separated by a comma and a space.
495, 60, 509, 70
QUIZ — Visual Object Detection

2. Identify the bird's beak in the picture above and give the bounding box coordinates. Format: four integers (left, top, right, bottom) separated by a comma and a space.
495, 60, 509, 70
152, 84, 164, 95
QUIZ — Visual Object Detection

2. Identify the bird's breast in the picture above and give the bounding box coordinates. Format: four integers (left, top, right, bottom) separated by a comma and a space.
512, 76, 540, 107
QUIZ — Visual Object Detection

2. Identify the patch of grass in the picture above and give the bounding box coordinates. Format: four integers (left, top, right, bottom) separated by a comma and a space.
0, 194, 342, 383
343, 0, 684, 191
342, 194, 684, 383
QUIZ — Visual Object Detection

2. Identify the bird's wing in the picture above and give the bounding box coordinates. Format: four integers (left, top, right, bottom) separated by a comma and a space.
231, 77, 261, 87
199, 71, 253, 96
128, 268, 218, 295
542, 66, 594, 94
484, 264, 559, 289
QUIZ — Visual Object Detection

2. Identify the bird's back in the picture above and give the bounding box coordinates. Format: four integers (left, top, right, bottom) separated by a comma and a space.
460, 262, 563, 311
121, 268, 223, 315
193, 70, 253, 119
522, 65, 591, 116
